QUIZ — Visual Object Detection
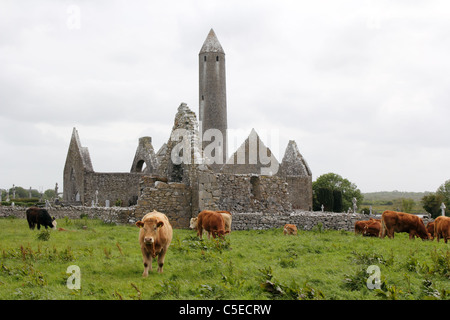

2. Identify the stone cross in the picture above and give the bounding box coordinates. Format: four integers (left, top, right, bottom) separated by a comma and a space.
321, 204, 324, 212
369, 206, 373, 215
12, 185, 15, 199
29, 187, 32, 199
352, 197, 357, 213
441, 202, 446, 216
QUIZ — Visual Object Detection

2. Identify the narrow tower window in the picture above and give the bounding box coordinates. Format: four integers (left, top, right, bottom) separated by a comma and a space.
204, 56, 207, 61
201, 95, 204, 101
250, 176, 262, 200
216, 56, 219, 61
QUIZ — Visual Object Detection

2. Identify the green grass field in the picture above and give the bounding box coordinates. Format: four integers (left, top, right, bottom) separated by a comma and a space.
0, 217, 448, 300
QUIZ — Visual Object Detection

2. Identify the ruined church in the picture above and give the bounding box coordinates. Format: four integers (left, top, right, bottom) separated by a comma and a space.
63, 29, 312, 228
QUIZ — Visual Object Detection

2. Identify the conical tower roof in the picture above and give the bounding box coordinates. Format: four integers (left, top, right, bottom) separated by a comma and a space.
199, 28, 225, 54
281, 140, 311, 177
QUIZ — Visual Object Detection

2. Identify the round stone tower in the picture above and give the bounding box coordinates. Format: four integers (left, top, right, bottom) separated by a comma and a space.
199, 28, 227, 169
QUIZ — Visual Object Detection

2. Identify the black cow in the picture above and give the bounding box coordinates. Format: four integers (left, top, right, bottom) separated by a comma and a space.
26, 207, 57, 230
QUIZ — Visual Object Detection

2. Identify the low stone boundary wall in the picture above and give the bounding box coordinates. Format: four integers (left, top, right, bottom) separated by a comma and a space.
0, 206, 431, 232
231, 211, 366, 231
0, 206, 138, 225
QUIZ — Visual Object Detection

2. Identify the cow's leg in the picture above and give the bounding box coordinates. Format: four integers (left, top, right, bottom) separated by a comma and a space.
141, 249, 152, 277
388, 228, 394, 239
37, 223, 41, 230
157, 248, 166, 273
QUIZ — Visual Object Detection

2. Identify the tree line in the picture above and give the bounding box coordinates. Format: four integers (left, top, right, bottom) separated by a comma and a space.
421, 179, 450, 218
313, 173, 449, 219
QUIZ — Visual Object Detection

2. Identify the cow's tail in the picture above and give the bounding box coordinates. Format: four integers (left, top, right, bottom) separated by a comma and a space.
380, 216, 386, 238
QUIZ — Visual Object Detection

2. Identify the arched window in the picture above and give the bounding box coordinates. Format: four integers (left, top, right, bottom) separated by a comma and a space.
136, 160, 147, 173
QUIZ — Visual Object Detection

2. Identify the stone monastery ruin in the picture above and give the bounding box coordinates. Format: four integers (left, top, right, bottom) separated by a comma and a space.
63, 29, 313, 228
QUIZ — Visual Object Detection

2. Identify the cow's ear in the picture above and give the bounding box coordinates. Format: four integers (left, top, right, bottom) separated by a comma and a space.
157, 221, 164, 228
136, 221, 144, 228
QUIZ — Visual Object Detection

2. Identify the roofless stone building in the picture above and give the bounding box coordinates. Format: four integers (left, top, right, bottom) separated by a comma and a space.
63, 29, 312, 228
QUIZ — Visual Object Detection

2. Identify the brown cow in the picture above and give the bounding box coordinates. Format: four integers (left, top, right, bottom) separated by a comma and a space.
355, 218, 379, 236
434, 216, 450, 243
135, 210, 173, 276
363, 219, 381, 237
426, 221, 435, 240
196, 210, 229, 239
190, 210, 232, 233
380, 210, 430, 240
355, 220, 368, 235
283, 224, 298, 235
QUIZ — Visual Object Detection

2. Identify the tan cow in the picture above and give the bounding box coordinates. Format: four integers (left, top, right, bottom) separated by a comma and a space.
197, 210, 229, 239
135, 210, 173, 276
380, 210, 430, 240
434, 216, 450, 243
283, 224, 297, 235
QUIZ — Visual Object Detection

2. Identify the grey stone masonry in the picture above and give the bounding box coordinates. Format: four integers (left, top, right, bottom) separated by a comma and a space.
1, 206, 432, 232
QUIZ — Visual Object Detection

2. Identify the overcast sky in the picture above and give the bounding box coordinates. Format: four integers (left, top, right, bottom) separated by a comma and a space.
1, 0, 450, 194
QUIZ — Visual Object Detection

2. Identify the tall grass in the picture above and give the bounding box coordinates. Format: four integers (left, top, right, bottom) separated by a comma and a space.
0, 218, 448, 300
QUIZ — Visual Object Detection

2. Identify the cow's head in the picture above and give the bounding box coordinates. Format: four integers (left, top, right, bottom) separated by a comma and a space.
189, 217, 198, 229
51, 217, 57, 229
136, 217, 164, 245
214, 229, 230, 239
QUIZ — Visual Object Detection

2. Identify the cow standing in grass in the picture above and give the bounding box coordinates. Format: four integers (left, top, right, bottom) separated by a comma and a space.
26, 207, 57, 230
363, 219, 381, 237
426, 221, 435, 240
135, 210, 173, 276
380, 210, 430, 240
190, 210, 232, 233
434, 216, 450, 243
196, 210, 229, 239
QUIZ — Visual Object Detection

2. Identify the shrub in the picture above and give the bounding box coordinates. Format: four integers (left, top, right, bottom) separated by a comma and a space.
36, 230, 51, 241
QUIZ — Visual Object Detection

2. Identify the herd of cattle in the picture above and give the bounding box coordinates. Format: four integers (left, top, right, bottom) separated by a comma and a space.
24, 207, 450, 277
355, 210, 450, 243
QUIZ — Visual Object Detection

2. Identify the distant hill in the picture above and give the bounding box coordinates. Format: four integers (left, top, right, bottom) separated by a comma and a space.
362, 191, 432, 203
